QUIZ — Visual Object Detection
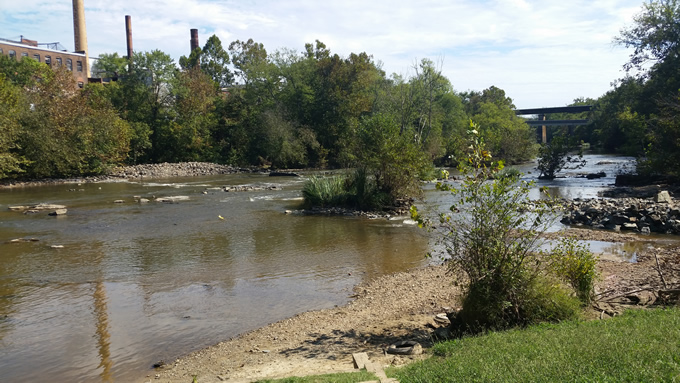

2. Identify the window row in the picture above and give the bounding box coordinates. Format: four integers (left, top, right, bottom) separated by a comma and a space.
1, 49, 84, 72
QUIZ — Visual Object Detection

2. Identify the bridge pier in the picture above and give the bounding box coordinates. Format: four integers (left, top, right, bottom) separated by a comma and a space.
540, 114, 547, 144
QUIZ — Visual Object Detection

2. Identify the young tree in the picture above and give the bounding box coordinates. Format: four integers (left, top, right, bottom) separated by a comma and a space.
412, 122, 586, 335
536, 134, 586, 179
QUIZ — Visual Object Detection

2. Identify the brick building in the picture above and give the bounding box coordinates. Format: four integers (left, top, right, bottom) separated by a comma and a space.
0, 38, 89, 87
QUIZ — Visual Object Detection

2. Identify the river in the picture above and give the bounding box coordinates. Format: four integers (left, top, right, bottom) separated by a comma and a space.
0, 155, 639, 382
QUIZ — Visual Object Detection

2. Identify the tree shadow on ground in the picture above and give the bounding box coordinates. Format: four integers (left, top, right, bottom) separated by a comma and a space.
277, 323, 435, 360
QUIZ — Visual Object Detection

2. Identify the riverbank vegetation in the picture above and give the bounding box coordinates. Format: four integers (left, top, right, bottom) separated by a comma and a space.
1, 37, 534, 182
0, 0, 678, 188
554, 0, 680, 177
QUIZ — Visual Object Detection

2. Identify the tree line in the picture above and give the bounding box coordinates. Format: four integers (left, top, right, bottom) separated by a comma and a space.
0, 37, 535, 181
553, 0, 680, 177
1, 0, 677, 181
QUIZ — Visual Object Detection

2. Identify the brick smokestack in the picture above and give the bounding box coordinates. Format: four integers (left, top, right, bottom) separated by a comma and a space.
190, 29, 199, 52
125, 15, 133, 71
72, 0, 89, 78
190, 29, 200, 68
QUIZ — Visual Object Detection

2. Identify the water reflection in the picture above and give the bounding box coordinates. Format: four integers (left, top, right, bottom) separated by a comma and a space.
93, 281, 113, 383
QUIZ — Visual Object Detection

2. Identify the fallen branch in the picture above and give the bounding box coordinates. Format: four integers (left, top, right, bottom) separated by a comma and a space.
597, 286, 656, 302
654, 252, 668, 290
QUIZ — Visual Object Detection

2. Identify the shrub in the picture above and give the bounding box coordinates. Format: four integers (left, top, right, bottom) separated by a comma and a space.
550, 237, 599, 305
414, 121, 579, 334
536, 134, 586, 179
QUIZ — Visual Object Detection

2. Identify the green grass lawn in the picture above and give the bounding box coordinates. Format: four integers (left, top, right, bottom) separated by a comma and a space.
392, 307, 680, 382
255, 370, 377, 383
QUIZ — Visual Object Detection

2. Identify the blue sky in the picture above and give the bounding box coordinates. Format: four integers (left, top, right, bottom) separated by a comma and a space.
0, 0, 645, 108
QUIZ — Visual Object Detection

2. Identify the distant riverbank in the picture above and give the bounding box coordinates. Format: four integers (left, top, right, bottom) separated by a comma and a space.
0, 162, 264, 189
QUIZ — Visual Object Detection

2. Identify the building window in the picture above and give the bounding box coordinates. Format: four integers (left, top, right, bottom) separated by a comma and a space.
56, 57, 62, 66
66, 58, 72, 71
21, 52, 28, 58
76, 60, 83, 72
77, 82, 84, 88
0, 48, 3, 55
8, 50, 16, 58
45, 55, 51, 65
33, 54, 40, 62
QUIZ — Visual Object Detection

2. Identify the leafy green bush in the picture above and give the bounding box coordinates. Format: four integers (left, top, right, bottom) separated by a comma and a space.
536, 134, 586, 179
414, 121, 579, 334
550, 237, 599, 305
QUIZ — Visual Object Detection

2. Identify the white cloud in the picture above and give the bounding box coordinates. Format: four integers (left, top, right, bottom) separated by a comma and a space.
0, 0, 644, 107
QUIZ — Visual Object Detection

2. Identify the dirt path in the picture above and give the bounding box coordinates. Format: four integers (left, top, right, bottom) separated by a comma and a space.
144, 228, 680, 383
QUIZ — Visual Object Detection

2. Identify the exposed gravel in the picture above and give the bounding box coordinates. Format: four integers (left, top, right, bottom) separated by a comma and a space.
145, 226, 680, 383
107, 162, 261, 179
0, 162, 263, 189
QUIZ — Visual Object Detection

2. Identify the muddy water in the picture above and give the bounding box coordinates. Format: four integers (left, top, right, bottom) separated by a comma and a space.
0, 174, 429, 382
0, 154, 657, 382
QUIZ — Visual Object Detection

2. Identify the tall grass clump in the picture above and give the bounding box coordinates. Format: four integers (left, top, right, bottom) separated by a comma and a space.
412, 121, 581, 334
302, 175, 347, 208
550, 237, 599, 305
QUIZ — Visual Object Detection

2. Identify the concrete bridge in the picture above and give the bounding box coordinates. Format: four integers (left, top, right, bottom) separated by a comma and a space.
515, 106, 592, 143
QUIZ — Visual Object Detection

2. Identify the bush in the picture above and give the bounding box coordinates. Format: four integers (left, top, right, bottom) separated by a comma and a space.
550, 237, 599, 305
536, 134, 586, 179
414, 121, 579, 334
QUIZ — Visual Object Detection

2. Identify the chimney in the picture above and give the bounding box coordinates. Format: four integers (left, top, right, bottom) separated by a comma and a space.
190, 29, 199, 51
72, 0, 89, 78
125, 15, 133, 71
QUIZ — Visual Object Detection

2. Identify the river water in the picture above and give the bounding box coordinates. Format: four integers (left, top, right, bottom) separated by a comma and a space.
0, 155, 645, 381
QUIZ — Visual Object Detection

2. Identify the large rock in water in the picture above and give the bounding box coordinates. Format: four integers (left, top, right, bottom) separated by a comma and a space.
49, 209, 67, 216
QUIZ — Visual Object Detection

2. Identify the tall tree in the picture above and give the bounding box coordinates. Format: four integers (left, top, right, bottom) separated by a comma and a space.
201, 35, 233, 88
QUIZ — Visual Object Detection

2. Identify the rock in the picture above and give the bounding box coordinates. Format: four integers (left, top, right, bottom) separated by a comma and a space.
641, 227, 651, 234
50, 245, 64, 249
655, 191, 672, 203
434, 313, 450, 325
155, 196, 189, 203
269, 171, 300, 177
9, 204, 66, 211
586, 172, 606, 179
138, 198, 150, 203
8, 238, 39, 243
621, 222, 638, 231
114, 200, 125, 203
49, 209, 68, 216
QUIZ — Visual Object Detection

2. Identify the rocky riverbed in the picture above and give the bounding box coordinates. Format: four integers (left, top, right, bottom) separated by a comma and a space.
559, 190, 680, 234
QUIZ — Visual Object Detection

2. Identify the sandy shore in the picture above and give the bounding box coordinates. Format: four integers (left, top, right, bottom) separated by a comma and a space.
144, 228, 680, 383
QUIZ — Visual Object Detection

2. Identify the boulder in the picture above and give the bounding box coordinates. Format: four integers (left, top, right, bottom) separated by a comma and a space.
48, 209, 67, 216
586, 172, 606, 179
655, 191, 672, 203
